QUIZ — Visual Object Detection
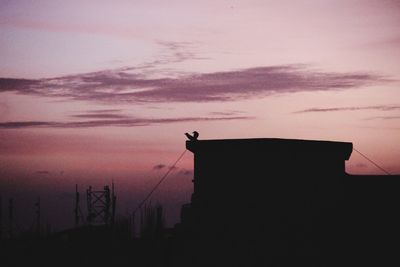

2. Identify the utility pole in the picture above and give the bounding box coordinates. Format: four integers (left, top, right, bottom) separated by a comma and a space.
132, 211, 136, 238
74, 184, 80, 227
104, 185, 110, 224
111, 181, 116, 226
8, 198, 13, 239
35, 197, 41, 236
0, 196, 2, 240
86, 186, 93, 224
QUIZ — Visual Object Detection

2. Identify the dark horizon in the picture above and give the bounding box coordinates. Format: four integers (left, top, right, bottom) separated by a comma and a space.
2, 136, 399, 267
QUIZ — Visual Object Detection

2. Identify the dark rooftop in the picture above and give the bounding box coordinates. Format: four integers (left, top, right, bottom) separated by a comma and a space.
186, 138, 353, 160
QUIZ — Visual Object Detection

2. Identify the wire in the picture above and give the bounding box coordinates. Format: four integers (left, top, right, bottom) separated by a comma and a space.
353, 147, 391, 175
132, 149, 187, 215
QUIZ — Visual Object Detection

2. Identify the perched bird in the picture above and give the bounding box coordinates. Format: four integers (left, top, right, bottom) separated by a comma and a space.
185, 131, 199, 141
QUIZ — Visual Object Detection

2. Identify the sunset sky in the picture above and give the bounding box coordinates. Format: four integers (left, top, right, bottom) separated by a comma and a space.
1, 0, 399, 229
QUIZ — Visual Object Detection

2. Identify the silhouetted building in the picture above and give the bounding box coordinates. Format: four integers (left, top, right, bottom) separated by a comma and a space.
176, 138, 400, 266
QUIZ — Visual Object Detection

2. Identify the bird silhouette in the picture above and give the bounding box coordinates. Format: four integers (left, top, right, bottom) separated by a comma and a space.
185, 131, 199, 141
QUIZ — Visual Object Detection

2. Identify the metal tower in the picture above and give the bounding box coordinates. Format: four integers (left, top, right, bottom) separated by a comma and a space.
86, 184, 116, 225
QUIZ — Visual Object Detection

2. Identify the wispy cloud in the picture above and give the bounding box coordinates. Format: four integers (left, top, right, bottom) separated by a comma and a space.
155, 41, 209, 65
153, 164, 191, 175
294, 105, 400, 114
365, 116, 400, 120
129, 41, 209, 74
0, 65, 387, 104
153, 164, 166, 170
71, 113, 129, 119
70, 109, 128, 119
179, 169, 193, 176
0, 115, 252, 129
208, 110, 244, 116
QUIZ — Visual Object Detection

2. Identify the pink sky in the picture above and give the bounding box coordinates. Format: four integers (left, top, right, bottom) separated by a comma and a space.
0, 0, 399, 229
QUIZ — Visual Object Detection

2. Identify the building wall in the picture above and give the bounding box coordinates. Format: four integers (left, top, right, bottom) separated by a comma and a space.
178, 138, 399, 265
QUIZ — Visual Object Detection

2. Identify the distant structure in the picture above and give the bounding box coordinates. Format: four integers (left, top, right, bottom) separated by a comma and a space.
86, 184, 116, 226
35, 197, 40, 235
74, 184, 81, 227
8, 198, 14, 239
0, 196, 2, 239
176, 137, 400, 266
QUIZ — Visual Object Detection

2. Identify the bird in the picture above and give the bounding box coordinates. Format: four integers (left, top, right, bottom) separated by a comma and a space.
185, 131, 199, 141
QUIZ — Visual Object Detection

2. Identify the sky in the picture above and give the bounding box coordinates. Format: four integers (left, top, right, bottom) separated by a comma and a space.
0, 0, 399, 230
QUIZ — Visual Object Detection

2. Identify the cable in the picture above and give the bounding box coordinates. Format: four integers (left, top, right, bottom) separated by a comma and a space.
132, 149, 187, 215
353, 147, 391, 175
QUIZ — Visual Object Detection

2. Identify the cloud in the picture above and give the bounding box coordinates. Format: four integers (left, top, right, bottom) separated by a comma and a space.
0, 78, 39, 93
153, 164, 182, 172
70, 109, 129, 119
0, 65, 387, 104
179, 169, 193, 176
123, 41, 208, 73
153, 165, 192, 176
71, 113, 129, 119
365, 116, 400, 120
153, 164, 166, 170
0, 121, 56, 128
0, 115, 252, 129
156, 41, 208, 64
169, 165, 178, 171
294, 105, 400, 113
86, 109, 122, 113
208, 110, 244, 116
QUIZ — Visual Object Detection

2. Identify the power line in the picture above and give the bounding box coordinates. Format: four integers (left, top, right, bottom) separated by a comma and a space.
133, 149, 187, 215
353, 147, 391, 175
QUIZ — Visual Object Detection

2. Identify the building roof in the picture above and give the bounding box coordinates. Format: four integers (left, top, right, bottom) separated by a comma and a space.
186, 138, 353, 160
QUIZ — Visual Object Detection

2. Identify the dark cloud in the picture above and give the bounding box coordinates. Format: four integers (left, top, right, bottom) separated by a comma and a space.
0, 65, 387, 103
179, 169, 193, 176
208, 110, 244, 116
153, 164, 181, 172
169, 165, 178, 171
0, 115, 252, 129
71, 109, 128, 119
294, 105, 400, 114
86, 109, 122, 113
0, 121, 56, 128
71, 113, 129, 119
153, 164, 166, 170
0, 78, 39, 92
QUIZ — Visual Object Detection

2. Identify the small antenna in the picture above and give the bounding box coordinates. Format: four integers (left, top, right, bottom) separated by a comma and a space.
74, 184, 80, 227
0, 196, 2, 240
111, 181, 116, 226
35, 197, 41, 236
8, 198, 14, 239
